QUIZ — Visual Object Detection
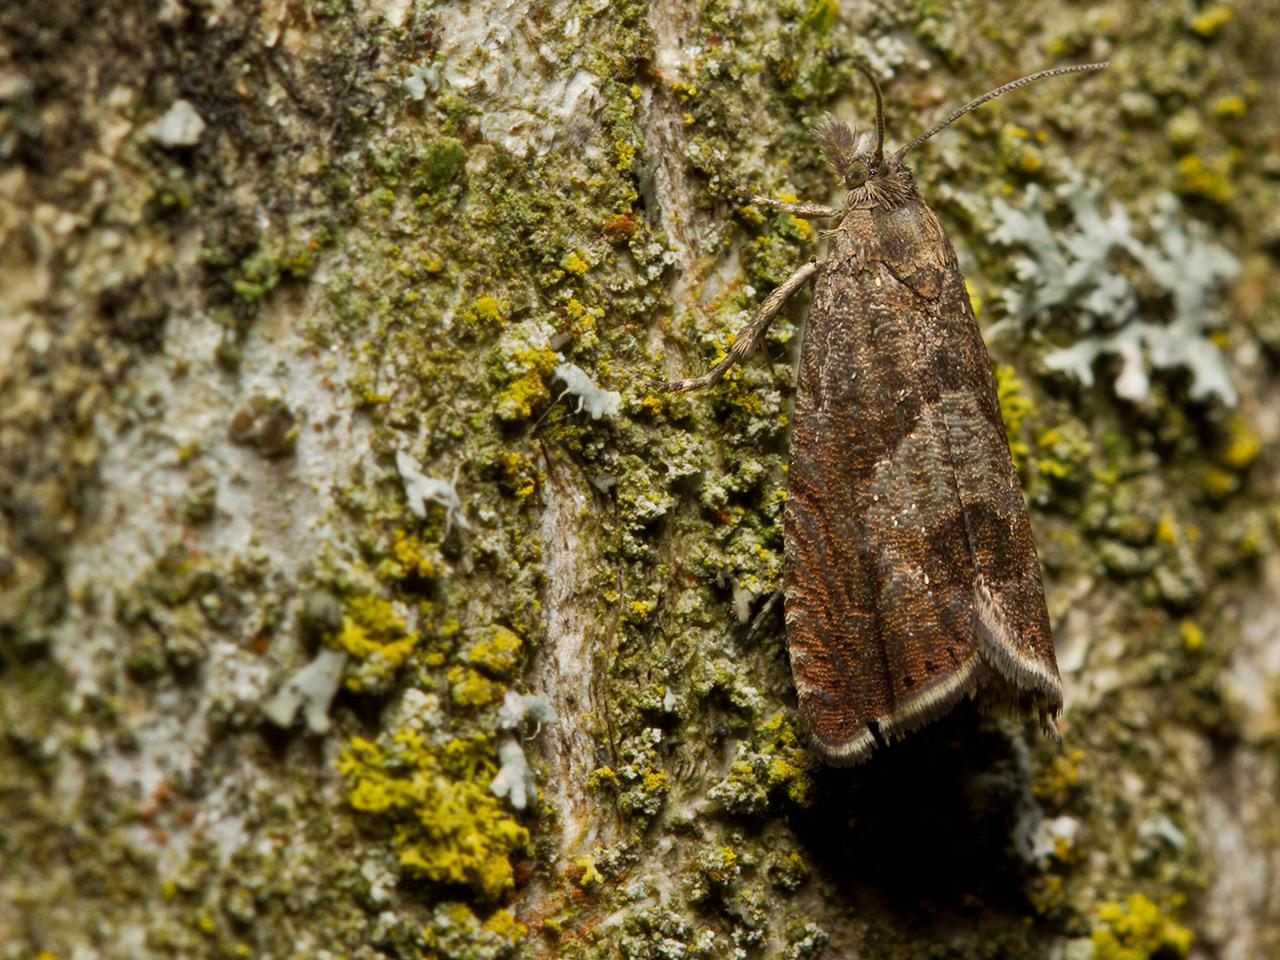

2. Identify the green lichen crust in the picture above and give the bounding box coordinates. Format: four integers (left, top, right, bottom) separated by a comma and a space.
2, 0, 1279, 959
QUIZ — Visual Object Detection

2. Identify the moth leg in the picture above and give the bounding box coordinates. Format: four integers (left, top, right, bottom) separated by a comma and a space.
745, 589, 783, 641
655, 258, 820, 393
751, 196, 841, 219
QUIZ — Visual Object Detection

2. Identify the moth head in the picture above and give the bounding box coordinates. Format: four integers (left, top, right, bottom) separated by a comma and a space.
814, 61, 889, 195
814, 116, 880, 188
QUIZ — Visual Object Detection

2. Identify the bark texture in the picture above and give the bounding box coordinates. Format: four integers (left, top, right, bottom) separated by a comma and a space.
2, 1, 1279, 959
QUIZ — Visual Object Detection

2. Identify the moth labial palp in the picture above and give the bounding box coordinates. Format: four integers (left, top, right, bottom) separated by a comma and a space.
654, 60, 1108, 766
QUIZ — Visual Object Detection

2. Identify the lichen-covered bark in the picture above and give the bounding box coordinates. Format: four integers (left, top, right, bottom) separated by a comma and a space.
2, 1, 1278, 959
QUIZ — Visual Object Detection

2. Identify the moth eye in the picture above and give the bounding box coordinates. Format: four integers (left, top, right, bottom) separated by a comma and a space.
845, 159, 870, 188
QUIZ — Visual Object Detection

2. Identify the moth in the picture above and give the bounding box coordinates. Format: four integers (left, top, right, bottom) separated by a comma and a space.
657, 62, 1107, 765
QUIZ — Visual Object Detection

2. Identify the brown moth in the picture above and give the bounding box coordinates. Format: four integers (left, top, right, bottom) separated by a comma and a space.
657, 62, 1107, 765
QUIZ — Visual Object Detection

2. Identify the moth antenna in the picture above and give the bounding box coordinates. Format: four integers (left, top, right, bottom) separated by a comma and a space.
894, 62, 1108, 159
850, 60, 885, 170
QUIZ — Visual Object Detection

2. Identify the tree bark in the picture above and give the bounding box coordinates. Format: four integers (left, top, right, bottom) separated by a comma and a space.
2, 1, 1279, 958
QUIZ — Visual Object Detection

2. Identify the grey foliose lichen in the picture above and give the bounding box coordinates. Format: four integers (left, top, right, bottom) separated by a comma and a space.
992, 182, 1238, 405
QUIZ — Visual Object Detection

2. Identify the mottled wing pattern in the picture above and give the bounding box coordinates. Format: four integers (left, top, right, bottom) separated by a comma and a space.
783, 202, 1060, 765
933, 250, 1062, 710
784, 221, 981, 765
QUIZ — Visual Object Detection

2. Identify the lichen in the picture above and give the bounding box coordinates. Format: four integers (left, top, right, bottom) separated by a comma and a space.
464, 625, 524, 679
421, 902, 526, 960
995, 364, 1035, 467
1189, 5, 1234, 37
461, 295, 509, 334
1035, 420, 1093, 483
495, 345, 560, 422
992, 183, 1239, 405
489, 738, 536, 812
685, 843, 743, 904
412, 136, 468, 202
378, 530, 443, 583
448, 666, 503, 709
1175, 152, 1237, 205
338, 731, 530, 901
707, 712, 813, 815
335, 594, 421, 694
260, 647, 348, 734
1089, 894, 1193, 960
1218, 415, 1261, 470
6, 0, 1276, 956
553, 361, 623, 420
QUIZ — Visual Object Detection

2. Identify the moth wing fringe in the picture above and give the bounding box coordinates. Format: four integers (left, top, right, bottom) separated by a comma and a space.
971, 579, 1063, 706
874, 654, 983, 741
805, 724, 878, 768
801, 655, 986, 766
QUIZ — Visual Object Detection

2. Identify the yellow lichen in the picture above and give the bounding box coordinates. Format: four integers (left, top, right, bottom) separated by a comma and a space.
767, 756, 803, 790
642, 769, 668, 794
574, 852, 604, 886
495, 372, 550, 422
1221, 415, 1261, 470
805, 0, 839, 32
1200, 465, 1238, 501
1090, 894, 1193, 960
464, 625, 523, 678
1190, 5, 1234, 37
715, 712, 813, 810
484, 909, 526, 941
448, 665, 502, 708
378, 531, 439, 582
1034, 747, 1084, 801
561, 250, 590, 275
338, 733, 529, 900
625, 599, 656, 622
1030, 873, 1067, 916
1035, 420, 1092, 482
614, 137, 636, 172
495, 450, 539, 499
496, 346, 559, 421
569, 304, 600, 339
1212, 95, 1246, 118
1175, 153, 1236, 204
1155, 514, 1179, 546
784, 214, 812, 240
700, 845, 739, 885
460, 294, 507, 332
707, 333, 765, 416
1179, 619, 1204, 651
996, 365, 1034, 467
1001, 123, 1045, 174
336, 595, 420, 692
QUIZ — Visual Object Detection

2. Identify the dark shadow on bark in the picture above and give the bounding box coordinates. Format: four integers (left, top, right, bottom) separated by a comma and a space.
791, 703, 1039, 915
